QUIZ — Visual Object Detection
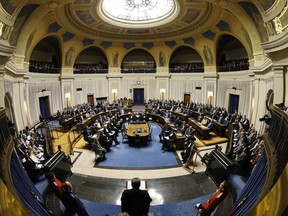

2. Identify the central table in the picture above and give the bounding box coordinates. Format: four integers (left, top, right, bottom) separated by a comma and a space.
126, 122, 150, 146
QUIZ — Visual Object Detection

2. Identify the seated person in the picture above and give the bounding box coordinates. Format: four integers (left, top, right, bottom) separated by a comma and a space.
178, 121, 187, 133
91, 138, 107, 161
233, 147, 251, 177
207, 120, 215, 129
184, 126, 196, 142
174, 117, 181, 128
162, 130, 176, 152
201, 118, 209, 126
103, 125, 119, 145
169, 114, 177, 122
121, 177, 152, 216
22, 150, 44, 182
98, 131, 112, 150
195, 180, 230, 216
82, 126, 92, 148
197, 114, 204, 123
159, 123, 172, 142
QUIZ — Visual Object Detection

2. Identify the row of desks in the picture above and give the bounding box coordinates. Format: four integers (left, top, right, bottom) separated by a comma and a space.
146, 111, 228, 141
145, 108, 228, 139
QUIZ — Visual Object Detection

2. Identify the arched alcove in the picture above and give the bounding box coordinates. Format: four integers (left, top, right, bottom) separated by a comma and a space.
217, 35, 249, 72
29, 36, 61, 73
74, 47, 108, 74
121, 49, 156, 73
169, 46, 204, 73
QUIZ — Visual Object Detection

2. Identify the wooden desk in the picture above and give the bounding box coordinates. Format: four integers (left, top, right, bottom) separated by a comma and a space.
174, 132, 186, 150
205, 117, 228, 137
126, 122, 150, 146
171, 111, 188, 122
59, 117, 74, 131
120, 99, 133, 107
146, 113, 167, 126
188, 118, 211, 140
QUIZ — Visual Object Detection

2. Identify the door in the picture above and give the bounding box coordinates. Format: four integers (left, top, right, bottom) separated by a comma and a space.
39, 96, 50, 120
87, 94, 94, 105
228, 94, 239, 114
184, 94, 190, 105
133, 88, 144, 105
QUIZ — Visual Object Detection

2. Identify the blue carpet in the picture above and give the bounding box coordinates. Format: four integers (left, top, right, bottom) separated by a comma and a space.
96, 122, 181, 169
60, 194, 212, 216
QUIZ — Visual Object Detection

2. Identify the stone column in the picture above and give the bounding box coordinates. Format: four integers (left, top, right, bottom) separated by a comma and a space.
272, 66, 284, 104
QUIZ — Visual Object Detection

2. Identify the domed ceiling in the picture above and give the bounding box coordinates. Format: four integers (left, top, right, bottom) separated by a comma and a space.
56, 0, 223, 41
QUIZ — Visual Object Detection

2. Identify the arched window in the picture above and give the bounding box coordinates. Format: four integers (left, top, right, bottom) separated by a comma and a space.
73, 47, 108, 74
169, 46, 204, 73
121, 49, 156, 73
29, 36, 61, 74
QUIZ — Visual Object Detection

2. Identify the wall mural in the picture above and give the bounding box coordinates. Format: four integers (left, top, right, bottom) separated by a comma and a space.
97, 24, 121, 33
112, 52, 119, 67
159, 51, 166, 66
76, 10, 97, 25
181, 8, 201, 24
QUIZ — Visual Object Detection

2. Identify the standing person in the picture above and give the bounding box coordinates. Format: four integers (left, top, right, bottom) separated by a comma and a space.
47, 172, 75, 215
195, 180, 230, 216
183, 137, 198, 169
62, 181, 89, 216
121, 177, 152, 216
47, 172, 63, 199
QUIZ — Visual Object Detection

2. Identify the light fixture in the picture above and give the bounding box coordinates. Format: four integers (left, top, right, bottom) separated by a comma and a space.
65, 93, 71, 108
160, 89, 166, 101
207, 91, 213, 105
112, 89, 117, 101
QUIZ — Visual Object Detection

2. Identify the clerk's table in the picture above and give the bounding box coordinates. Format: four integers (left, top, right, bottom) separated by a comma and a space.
126, 121, 150, 146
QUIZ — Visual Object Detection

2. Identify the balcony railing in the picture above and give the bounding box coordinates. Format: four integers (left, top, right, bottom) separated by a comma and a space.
218, 63, 249, 72
121, 68, 156, 73
73, 68, 108, 74
29, 66, 60, 73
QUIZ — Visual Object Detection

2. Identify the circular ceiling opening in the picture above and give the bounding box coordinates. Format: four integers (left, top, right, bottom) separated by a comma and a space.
98, 0, 179, 28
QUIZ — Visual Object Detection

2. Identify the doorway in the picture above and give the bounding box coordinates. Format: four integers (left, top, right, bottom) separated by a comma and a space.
184, 93, 190, 105
228, 94, 239, 114
87, 94, 94, 105
39, 96, 50, 120
133, 88, 144, 105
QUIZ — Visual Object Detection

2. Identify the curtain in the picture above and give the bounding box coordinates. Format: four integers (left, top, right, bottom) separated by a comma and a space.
10, 150, 50, 216
232, 151, 267, 216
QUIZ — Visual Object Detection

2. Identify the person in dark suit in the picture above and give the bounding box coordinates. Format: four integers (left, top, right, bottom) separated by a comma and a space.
121, 177, 152, 216
62, 181, 89, 216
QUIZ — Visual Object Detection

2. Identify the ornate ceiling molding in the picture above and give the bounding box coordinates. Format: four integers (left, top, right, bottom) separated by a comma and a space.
55, 0, 219, 42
